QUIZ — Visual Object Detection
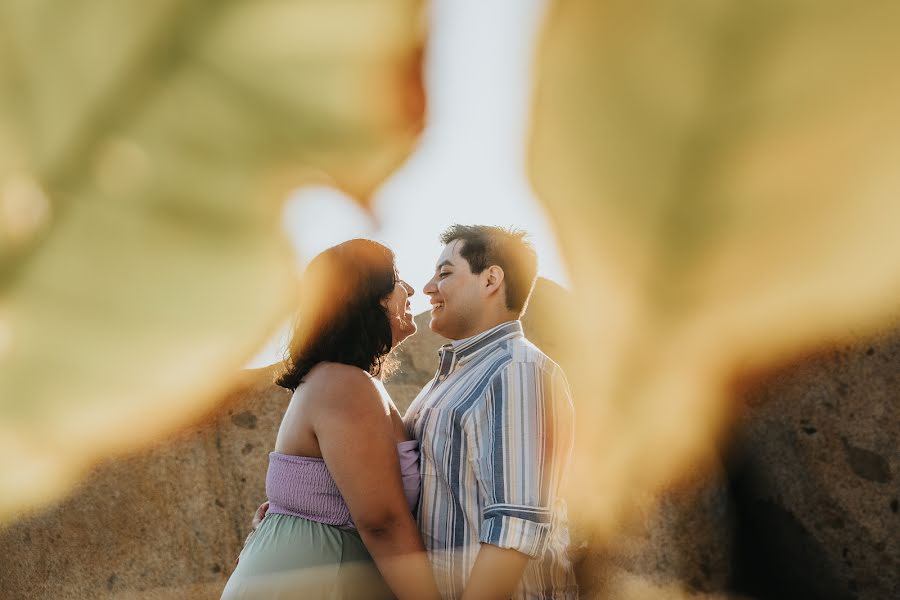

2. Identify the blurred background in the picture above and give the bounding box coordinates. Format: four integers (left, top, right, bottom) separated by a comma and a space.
248, 0, 567, 366
1, 0, 898, 598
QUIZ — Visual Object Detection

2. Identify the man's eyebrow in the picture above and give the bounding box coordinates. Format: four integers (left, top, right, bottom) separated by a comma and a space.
435, 259, 454, 270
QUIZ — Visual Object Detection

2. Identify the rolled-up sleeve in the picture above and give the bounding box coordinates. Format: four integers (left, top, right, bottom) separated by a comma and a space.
471, 360, 574, 558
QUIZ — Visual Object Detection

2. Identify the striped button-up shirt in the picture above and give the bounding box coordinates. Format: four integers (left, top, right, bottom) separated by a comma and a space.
404, 320, 577, 599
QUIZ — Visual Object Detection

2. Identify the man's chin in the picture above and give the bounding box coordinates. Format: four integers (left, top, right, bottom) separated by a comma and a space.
428, 318, 448, 338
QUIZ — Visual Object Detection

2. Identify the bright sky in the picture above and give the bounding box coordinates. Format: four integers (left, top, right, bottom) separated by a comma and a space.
248, 0, 565, 367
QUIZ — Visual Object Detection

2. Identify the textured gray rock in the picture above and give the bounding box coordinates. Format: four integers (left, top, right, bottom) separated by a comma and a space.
574, 464, 734, 599
728, 321, 900, 600
0, 367, 288, 599
24, 280, 900, 598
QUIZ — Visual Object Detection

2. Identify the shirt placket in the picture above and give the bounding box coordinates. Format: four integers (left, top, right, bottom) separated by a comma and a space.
428, 345, 456, 394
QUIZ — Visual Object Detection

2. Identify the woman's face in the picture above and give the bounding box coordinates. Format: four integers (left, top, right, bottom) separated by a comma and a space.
382, 273, 417, 347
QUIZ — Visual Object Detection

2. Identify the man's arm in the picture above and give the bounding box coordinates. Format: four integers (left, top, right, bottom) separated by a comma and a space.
461, 544, 530, 600
464, 360, 575, 596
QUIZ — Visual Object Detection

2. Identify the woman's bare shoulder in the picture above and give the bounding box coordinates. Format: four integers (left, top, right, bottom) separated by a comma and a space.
300, 363, 382, 415
305, 361, 374, 385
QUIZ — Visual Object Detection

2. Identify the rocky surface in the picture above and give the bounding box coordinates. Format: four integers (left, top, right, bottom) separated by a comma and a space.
573, 465, 734, 599
0, 279, 733, 599
726, 322, 900, 600
0, 367, 289, 599
6, 280, 894, 599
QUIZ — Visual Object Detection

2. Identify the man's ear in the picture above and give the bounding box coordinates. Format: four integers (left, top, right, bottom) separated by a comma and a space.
483, 265, 505, 297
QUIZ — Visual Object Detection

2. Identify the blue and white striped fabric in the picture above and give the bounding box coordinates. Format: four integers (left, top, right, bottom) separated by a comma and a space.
404, 320, 577, 599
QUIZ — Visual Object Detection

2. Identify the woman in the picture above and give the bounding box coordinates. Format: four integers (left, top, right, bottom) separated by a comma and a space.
222, 239, 440, 600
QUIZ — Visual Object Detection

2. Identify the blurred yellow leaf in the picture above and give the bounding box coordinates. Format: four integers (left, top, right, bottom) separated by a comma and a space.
0, 0, 424, 521
529, 0, 900, 534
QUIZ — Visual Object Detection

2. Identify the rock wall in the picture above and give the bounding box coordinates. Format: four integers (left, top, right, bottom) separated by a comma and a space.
727, 322, 899, 600
572, 466, 734, 599
0, 368, 289, 599
2, 280, 895, 599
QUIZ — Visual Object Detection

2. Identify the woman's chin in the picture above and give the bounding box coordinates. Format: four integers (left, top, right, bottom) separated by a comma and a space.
392, 325, 417, 348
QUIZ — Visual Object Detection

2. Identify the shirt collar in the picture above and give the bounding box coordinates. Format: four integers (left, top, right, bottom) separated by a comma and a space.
438, 320, 524, 366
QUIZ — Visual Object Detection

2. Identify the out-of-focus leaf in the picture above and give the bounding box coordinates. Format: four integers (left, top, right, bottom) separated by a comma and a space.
0, 0, 424, 521
529, 0, 900, 534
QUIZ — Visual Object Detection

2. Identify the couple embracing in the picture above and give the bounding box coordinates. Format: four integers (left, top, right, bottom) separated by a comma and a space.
222, 225, 577, 600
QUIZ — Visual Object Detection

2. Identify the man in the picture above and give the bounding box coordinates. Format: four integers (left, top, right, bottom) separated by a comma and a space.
404, 225, 577, 599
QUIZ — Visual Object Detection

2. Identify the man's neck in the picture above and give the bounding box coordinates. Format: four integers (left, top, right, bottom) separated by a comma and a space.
451, 315, 519, 343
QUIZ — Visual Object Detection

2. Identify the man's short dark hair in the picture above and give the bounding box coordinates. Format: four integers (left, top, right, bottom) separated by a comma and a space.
440, 224, 538, 315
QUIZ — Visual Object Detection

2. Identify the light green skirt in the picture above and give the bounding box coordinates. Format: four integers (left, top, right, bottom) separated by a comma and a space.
221, 513, 394, 600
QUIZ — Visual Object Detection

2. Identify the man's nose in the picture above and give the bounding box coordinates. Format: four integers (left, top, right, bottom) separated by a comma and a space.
423, 276, 437, 295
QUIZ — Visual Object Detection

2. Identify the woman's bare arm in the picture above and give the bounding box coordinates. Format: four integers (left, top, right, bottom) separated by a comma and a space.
308, 364, 440, 600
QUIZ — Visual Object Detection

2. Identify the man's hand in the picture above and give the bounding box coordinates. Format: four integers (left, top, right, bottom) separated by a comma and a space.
251, 500, 269, 530
234, 501, 270, 567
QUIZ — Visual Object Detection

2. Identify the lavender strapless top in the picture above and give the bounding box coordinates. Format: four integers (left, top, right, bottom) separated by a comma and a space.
265, 440, 420, 529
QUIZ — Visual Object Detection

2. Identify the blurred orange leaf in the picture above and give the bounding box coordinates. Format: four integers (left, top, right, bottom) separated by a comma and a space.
529, 0, 900, 534
0, 0, 424, 521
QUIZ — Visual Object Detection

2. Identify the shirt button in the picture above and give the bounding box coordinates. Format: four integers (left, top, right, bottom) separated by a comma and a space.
438, 374, 447, 381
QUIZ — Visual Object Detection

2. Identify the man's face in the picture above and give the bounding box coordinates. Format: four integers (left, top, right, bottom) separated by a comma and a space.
423, 240, 487, 340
